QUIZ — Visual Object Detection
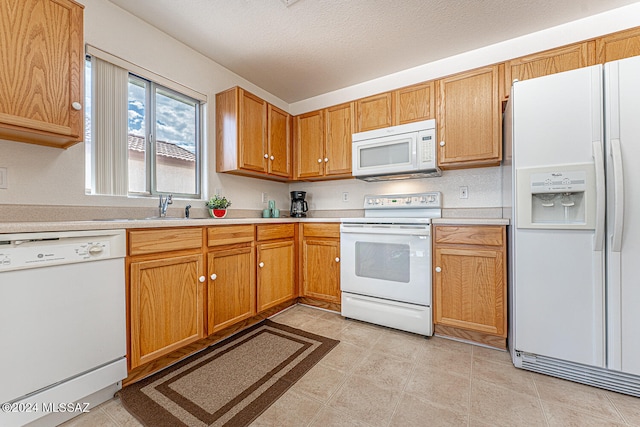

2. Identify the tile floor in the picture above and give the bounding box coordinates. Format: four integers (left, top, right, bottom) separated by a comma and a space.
62, 305, 640, 427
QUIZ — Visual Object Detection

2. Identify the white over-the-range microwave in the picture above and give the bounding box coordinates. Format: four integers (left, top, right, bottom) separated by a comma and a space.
351, 119, 441, 181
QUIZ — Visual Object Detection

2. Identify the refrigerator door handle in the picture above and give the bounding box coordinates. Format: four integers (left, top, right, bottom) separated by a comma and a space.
593, 140, 605, 251
611, 138, 624, 252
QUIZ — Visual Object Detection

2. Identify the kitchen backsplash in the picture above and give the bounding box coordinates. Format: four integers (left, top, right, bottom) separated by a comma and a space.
289, 166, 502, 211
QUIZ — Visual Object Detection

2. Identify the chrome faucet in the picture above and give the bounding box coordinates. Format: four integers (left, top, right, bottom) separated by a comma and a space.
159, 194, 173, 217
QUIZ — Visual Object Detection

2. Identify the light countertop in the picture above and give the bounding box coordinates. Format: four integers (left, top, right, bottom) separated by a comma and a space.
0, 215, 508, 235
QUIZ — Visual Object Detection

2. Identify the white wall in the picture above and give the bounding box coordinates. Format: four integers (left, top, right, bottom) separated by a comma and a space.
291, 168, 502, 212
1, 1, 640, 214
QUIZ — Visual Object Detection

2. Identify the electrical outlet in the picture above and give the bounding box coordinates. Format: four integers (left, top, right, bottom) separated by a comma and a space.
342, 192, 349, 202
261, 192, 268, 203
459, 186, 468, 199
0, 167, 7, 189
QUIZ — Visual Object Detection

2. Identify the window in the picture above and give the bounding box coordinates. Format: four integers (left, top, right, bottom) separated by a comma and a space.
85, 49, 204, 199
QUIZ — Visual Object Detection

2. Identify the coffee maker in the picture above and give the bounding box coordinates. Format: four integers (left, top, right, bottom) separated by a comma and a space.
290, 191, 308, 218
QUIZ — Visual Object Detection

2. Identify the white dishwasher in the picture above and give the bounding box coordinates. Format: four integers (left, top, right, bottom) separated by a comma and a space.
0, 229, 127, 427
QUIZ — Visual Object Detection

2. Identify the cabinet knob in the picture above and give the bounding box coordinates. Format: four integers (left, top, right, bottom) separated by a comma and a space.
72, 102, 82, 111
210, 273, 217, 280
270, 155, 274, 160
317, 158, 322, 163
435, 266, 442, 273
199, 276, 206, 282
264, 153, 269, 159
324, 158, 329, 162
439, 141, 445, 147
259, 262, 264, 268
335, 257, 340, 263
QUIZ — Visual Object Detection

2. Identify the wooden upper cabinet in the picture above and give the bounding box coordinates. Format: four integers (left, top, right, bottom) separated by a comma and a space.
294, 110, 324, 179
324, 102, 354, 177
294, 103, 353, 180
0, 0, 84, 148
355, 92, 393, 132
267, 104, 292, 178
505, 42, 595, 98
216, 86, 291, 180
394, 82, 435, 125
596, 27, 640, 64
239, 89, 268, 172
436, 65, 502, 169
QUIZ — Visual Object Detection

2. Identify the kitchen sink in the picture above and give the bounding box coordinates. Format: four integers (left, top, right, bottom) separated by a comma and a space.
93, 217, 187, 221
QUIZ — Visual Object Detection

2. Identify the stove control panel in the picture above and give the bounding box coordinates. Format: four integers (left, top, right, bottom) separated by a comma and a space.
363, 192, 441, 209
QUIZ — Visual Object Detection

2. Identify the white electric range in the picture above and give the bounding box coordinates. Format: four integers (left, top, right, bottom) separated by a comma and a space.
340, 192, 441, 336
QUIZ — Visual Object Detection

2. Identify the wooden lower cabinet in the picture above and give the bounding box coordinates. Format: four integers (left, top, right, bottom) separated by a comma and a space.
256, 239, 296, 312
300, 223, 341, 304
207, 245, 255, 334
129, 253, 205, 369
433, 225, 507, 348
256, 224, 296, 312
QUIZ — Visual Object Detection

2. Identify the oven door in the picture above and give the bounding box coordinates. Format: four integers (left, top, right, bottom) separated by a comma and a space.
340, 223, 431, 305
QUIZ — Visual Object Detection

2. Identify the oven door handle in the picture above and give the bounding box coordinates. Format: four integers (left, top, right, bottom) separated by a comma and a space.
340, 224, 430, 236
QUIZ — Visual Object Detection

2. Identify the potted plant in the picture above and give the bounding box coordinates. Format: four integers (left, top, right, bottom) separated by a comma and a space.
206, 195, 232, 218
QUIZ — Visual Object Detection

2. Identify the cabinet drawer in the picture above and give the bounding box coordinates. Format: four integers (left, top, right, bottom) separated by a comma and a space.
302, 223, 340, 239
256, 223, 295, 241
434, 226, 504, 246
129, 228, 203, 256
207, 225, 254, 247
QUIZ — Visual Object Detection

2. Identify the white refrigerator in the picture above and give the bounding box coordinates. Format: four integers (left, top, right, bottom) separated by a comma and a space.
503, 55, 640, 397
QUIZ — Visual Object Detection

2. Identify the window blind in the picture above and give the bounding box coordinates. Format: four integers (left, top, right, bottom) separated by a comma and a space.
91, 56, 129, 195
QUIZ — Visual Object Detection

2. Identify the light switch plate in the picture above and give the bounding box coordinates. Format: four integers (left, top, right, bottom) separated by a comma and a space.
0, 167, 7, 189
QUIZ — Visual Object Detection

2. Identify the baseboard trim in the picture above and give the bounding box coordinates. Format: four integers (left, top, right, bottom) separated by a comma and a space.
434, 324, 507, 350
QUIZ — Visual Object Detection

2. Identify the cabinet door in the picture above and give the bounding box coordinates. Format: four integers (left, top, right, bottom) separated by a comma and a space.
207, 246, 255, 334
295, 110, 324, 179
267, 104, 292, 178
433, 247, 506, 337
355, 92, 393, 132
505, 42, 594, 97
130, 254, 204, 368
0, 0, 84, 148
324, 102, 353, 177
394, 82, 435, 125
239, 89, 267, 173
596, 27, 640, 63
302, 238, 340, 303
256, 240, 295, 312
437, 65, 501, 169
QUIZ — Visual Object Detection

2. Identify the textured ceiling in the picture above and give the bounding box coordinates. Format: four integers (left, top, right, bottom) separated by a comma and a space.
107, 0, 639, 103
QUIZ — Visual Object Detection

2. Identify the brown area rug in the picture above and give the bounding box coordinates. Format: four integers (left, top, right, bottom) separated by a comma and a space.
118, 319, 339, 427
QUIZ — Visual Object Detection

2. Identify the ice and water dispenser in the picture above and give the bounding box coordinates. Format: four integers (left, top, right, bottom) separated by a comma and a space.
516, 164, 596, 229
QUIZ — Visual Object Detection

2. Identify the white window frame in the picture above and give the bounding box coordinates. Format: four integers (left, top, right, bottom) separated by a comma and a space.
85, 45, 206, 199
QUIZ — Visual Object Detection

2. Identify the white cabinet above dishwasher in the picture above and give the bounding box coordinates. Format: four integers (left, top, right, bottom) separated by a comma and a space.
0, 229, 127, 427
